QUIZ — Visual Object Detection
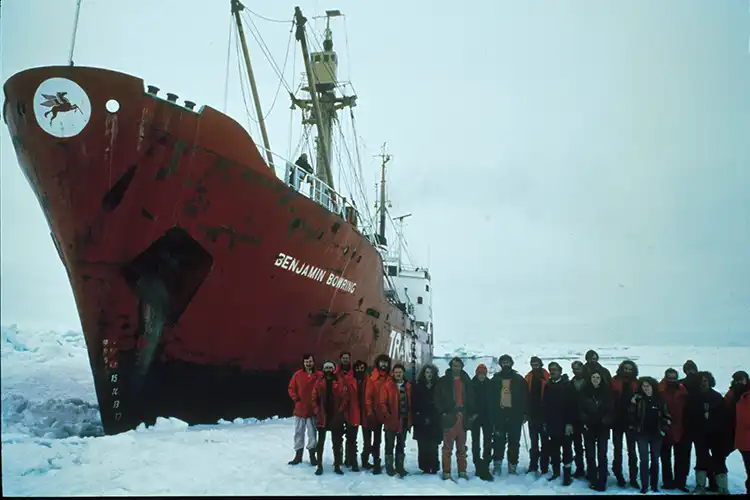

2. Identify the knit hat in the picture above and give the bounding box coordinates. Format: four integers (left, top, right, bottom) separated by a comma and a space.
476, 364, 488, 375
683, 360, 698, 373
322, 361, 336, 370
499, 354, 514, 365
530, 356, 543, 366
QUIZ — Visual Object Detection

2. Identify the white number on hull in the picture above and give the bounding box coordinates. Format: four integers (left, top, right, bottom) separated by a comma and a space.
389, 330, 403, 360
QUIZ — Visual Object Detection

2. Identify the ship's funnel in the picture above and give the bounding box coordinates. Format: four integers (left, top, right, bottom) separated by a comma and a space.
166, 93, 179, 103
147, 85, 160, 95
184, 100, 196, 110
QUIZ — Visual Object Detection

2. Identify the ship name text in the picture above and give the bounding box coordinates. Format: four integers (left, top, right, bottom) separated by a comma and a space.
274, 252, 357, 294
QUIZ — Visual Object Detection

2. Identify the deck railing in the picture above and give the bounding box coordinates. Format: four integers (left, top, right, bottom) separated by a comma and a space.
257, 146, 360, 226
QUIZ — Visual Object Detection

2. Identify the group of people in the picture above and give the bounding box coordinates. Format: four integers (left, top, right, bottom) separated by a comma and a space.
286, 349, 750, 494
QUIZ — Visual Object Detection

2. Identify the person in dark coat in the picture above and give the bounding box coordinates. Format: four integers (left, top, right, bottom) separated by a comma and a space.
658, 368, 690, 492
435, 356, 476, 481
629, 376, 672, 493
353, 360, 372, 470
611, 359, 640, 488
489, 354, 528, 476
581, 350, 612, 386
471, 363, 494, 481
525, 356, 551, 475
311, 360, 350, 475
542, 361, 575, 486
677, 359, 709, 489
578, 369, 614, 492
412, 363, 441, 474
683, 371, 727, 494
570, 360, 588, 478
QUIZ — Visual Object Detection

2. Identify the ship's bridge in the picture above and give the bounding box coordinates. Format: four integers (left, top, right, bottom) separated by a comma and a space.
381, 252, 433, 344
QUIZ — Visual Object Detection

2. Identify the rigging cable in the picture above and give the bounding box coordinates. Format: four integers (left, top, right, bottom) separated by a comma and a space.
287, 28, 298, 160
234, 30, 258, 136
245, 7, 290, 24
239, 12, 295, 122
223, 12, 234, 113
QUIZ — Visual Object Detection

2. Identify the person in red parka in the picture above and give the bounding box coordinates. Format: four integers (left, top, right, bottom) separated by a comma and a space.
725, 370, 749, 494
311, 360, 350, 475
287, 354, 321, 466
658, 368, 690, 492
365, 354, 392, 475
378, 363, 413, 477
335, 351, 360, 471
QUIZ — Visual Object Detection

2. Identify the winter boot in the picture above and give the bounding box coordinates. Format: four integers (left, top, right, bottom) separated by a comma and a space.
492, 459, 503, 477
630, 477, 640, 489
309, 449, 318, 466
396, 454, 408, 478
288, 449, 303, 465
334, 448, 344, 475
508, 462, 518, 475
361, 452, 372, 470
650, 469, 659, 492
350, 455, 360, 472
372, 457, 382, 475
615, 473, 627, 488
693, 470, 707, 494
708, 471, 718, 493
442, 471, 452, 480
458, 471, 470, 480
548, 465, 561, 482
562, 465, 573, 486
716, 473, 729, 495
480, 460, 494, 481
385, 455, 396, 477
315, 463, 323, 476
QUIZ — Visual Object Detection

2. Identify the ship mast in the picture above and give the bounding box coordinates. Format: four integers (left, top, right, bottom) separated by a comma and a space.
376, 145, 392, 245
291, 7, 356, 191
231, 0, 274, 170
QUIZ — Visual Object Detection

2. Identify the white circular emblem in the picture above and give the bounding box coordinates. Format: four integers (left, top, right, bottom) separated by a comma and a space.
33, 77, 92, 138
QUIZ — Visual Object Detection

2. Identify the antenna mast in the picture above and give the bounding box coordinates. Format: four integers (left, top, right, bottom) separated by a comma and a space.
394, 213, 412, 271
291, 7, 356, 192
231, 0, 274, 170
376, 144, 392, 245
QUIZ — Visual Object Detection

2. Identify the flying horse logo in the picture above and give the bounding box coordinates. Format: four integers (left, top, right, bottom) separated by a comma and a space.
39, 92, 82, 124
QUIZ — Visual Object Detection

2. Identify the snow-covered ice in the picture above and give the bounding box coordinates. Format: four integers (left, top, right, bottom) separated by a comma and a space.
2, 324, 748, 495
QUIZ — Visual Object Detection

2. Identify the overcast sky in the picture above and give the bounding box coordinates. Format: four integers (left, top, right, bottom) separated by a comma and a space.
2, 0, 749, 347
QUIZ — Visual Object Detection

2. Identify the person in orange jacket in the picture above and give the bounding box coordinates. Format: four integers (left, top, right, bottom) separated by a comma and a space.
525, 356, 550, 474
335, 351, 360, 471
378, 363, 413, 477
311, 360, 350, 475
658, 368, 690, 492
365, 353, 392, 475
725, 370, 749, 494
287, 354, 321, 466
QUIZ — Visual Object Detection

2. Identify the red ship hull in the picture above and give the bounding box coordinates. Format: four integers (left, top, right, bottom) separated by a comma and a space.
3, 66, 432, 434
